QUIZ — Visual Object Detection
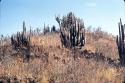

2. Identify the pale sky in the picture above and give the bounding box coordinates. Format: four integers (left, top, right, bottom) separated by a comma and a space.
0, 0, 125, 36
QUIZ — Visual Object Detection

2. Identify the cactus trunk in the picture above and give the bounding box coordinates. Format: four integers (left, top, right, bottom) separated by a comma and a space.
116, 19, 125, 65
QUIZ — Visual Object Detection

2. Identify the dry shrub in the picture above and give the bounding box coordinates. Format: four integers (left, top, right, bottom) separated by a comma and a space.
85, 27, 118, 60
0, 29, 125, 83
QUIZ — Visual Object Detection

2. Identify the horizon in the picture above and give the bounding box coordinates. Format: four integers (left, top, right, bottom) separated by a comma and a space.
0, 0, 125, 36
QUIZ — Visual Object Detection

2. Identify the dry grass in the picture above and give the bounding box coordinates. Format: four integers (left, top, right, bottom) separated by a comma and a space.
0, 31, 125, 83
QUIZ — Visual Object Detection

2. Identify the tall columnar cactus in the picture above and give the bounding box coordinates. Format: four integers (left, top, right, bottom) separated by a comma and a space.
23, 21, 26, 35
56, 12, 85, 48
0, 35, 4, 57
116, 18, 125, 65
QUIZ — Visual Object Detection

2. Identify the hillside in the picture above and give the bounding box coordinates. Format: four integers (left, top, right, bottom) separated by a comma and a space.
0, 30, 125, 83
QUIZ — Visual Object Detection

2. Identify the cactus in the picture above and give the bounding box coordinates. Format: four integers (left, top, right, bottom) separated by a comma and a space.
56, 12, 85, 48
51, 25, 57, 32
11, 21, 30, 62
116, 18, 125, 65
23, 21, 26, 35
43, 23, 50, 35
0, 35, 5, 57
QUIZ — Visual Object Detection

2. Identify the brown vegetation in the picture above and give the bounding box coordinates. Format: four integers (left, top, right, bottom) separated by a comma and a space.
0, 28, 125, 83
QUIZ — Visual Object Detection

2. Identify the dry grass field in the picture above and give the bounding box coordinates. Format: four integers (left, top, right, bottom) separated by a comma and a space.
0, 30, 125, 83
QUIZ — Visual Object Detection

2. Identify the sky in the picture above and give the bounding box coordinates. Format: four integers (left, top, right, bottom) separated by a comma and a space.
0, 0, 125, 36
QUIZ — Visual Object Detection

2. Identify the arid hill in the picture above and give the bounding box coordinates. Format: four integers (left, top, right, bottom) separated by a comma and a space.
0, 29, 125, 83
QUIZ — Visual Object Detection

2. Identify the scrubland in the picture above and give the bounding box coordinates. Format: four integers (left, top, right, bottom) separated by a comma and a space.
0, 29, 125, 83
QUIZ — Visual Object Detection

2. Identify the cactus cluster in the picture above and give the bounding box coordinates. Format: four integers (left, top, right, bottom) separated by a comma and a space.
116, 19, 125, 65
43, 24, 58, 35
43, 24, 50, 35
11, 21, 30, 49
56, 12, 85, 48
11, 21, 30, 62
